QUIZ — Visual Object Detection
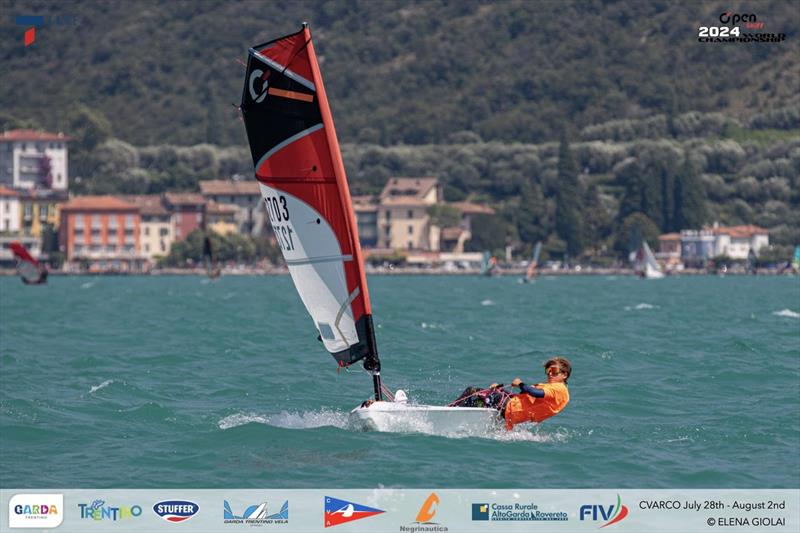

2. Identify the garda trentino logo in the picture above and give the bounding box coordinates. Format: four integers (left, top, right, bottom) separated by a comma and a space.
78, 499, 142, 521
580, 494, 629, 528
324, 496, 384, 528
8, 494, 63, 529
153, 500, 199, 523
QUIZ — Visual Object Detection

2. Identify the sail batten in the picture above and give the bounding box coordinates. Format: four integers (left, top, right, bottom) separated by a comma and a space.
241, 25, 379, 373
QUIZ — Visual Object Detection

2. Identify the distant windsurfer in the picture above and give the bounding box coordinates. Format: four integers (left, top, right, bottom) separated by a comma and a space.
451, 357, 571, 429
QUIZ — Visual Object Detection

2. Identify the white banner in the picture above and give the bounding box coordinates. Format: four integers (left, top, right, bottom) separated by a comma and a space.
1, 489, 798, 532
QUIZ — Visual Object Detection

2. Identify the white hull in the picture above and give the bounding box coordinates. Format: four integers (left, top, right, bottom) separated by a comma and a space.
349, 401, 501, 434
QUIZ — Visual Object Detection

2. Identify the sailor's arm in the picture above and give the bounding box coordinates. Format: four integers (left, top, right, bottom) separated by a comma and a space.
511, 378, 545, 398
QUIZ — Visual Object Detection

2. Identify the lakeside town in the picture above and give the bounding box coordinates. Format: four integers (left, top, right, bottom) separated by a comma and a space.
0, 128, 795, 277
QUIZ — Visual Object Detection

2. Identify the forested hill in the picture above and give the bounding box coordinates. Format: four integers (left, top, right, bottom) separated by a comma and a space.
1, 0, 798, 146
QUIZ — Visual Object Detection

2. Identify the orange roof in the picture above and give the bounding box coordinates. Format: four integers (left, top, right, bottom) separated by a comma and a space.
164, 192, 205, 206
379, 177, 438, 205
352, 195, 378, 212
199, 179, 260, 196
711, 225, 769, 238
658, 233, 681, 241
120, 195, 169, 216
60, 196, 137, 211
1, 129, 70, 142
0, 186, 19, 197
449, 201, 495, 215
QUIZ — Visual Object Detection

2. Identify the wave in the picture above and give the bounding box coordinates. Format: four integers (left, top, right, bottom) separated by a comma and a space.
773, 309, 800, 318
625, 303, 656, 311
218, 409, 350, 431
481, 299, 495, 306
88, 379, 114, 394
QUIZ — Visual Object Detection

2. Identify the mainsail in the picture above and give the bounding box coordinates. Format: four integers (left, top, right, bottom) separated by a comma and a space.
525, 241, 542, 280
240, 24, 382, 398
203, 234, 221, 279
10, 241, 47, 285
633, 241, 664, 279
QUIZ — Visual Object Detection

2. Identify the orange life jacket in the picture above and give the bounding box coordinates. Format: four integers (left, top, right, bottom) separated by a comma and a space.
504, 382, 569, 430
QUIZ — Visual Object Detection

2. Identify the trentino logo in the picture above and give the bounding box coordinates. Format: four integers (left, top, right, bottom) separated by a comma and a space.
224, 500, 288, 524
153, 500, 199, 523
8, 494, 63, 529
324, 496, 384, 528
78, 500, 142, 521
580, 495, 629, 528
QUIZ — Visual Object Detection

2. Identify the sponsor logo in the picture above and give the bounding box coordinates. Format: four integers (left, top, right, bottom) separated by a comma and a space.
471, 501, 569, 522
8, 494, 63, 529
580, 495, 629, 528
400, 493, 447, 532
249, 69, 270, 103
324, 496, 384, 528
153, 500, 199, 523
78, 500, 142, 521
224, 500, 288, 525
14, 15, 80, 47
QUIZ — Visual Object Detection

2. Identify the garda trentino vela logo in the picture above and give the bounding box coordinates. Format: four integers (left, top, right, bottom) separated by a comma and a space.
580, 494, 629, 528
8, 494, 63, 528
324, 496, 384, 528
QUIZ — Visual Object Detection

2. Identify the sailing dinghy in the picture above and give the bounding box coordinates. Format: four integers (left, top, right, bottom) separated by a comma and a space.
240, 24, 500, 433
203, 234, 222, 279
633, 241, 664, 279
10, 241, 48, 285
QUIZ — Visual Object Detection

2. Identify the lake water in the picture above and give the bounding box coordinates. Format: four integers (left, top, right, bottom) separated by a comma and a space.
1, 274, 798, 488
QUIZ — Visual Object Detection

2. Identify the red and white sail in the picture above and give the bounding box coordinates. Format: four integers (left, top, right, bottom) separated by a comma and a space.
240, 25, 379, 370
10, 241, 47, 285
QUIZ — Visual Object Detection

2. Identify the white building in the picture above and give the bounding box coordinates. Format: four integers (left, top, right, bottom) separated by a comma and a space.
712, 225, 769, 259
199, 179, 267, 235
0, 130, 69, 190
121, 195, 174, 261
377, 177, 441, 251
0, 186, 20, 233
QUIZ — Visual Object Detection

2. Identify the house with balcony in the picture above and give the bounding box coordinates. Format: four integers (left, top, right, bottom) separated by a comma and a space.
59, 196, 145, 272
711, 224, 769, 259
205, 200, 239, 235
377, 177, 441, 251
199, 179, 267, 235
0, 129, 69, 190
17, 188, 67, 238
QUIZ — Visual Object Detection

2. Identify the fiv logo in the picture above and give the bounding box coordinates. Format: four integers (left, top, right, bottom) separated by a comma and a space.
580, 495, 629, 528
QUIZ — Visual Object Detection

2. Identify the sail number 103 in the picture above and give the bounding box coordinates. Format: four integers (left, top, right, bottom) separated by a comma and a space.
264, 195, 295, 251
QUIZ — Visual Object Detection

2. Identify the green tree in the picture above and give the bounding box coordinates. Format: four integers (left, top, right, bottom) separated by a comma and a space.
555, 134, 583, 256
614, 212, 660, 257
517, 181, 548, 244
674, 157, 708, 230
427, 204, 462, 228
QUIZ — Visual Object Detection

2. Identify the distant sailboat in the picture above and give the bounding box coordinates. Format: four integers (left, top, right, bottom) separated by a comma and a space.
203, 234, 221, 279
10, 241, 47, 285
240, 24, 499, 432
480, 251, 500, 277
522, 241, 542, 283
633, 241, 664, 279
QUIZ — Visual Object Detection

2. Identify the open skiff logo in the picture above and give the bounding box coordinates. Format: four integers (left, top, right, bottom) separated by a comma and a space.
324, 496, 384, 528
9, 494, 63, 529
153, 500, 199, 523
580, 495, 629, 528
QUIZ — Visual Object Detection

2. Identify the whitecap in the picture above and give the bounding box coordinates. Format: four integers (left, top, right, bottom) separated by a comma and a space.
481, 299, 495, 306
773, 309, 800, 318
81, 282, 95, 289
625, 303, 656, 311
218, 409, 349, 430
89, 379, 114, 393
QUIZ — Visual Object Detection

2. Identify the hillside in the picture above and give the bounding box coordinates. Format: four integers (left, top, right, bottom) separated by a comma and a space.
2, 0, 798, 146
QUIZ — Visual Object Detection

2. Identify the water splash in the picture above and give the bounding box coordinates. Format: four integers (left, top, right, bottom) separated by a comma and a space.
773, 309, 800, 319
218, 409, 350, 430
481, 299, 495, 306
89, 380, 114, 394
625, 303, 656, 311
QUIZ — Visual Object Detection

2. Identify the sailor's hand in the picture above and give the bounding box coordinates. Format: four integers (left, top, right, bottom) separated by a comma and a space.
511, 378, 522, 388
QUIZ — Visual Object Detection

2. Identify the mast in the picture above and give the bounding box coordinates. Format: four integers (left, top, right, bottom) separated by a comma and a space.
303, 24, 382, 400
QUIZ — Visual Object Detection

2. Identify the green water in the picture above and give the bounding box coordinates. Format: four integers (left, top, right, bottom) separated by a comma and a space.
1, 275, 798, 488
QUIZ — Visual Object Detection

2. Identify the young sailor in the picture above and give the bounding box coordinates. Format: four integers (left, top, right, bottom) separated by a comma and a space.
451, 357, 571, 429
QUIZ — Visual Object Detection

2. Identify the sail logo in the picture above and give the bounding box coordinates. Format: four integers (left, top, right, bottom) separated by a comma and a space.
580, 495, 629, 528
224, 500, 288, 525
8, 494, 63, 528
401, 492, 447, 531
249, 69, 270, 103
324, 496, 384, 528
153, 500, 199, 523
78, 500, 142, 521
